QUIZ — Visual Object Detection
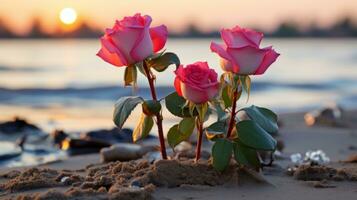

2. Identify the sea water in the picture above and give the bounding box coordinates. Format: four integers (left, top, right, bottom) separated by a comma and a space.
0, 38, 356, 132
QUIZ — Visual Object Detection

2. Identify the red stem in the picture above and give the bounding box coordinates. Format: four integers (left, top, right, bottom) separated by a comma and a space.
195, 118, 204, 161
226, 87, 239, 139
143, 61, 167, 159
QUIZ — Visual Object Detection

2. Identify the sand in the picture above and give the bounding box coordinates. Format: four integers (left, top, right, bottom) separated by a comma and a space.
0, 111, 357, 200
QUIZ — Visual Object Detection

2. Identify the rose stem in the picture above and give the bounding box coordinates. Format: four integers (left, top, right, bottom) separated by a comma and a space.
195, 117, 204, 161
226, 86, 239, 139
142, 61, 167, 159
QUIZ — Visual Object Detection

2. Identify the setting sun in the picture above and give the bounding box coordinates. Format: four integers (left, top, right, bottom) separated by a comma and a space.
59, 7, 77, 25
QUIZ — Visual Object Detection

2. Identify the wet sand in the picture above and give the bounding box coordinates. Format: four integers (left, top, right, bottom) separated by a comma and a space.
0, 111, 357, 199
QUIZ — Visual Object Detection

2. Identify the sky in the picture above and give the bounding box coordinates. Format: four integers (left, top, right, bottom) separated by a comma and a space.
0, 0, 356, 34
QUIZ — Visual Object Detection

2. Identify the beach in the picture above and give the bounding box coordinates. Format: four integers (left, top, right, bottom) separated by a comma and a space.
1, 110, 356, 200
0, 39, 356, 199
1, 0, 357, 198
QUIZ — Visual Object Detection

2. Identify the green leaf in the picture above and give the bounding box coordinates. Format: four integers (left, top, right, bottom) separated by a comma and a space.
178, 117, 196, 134
142, 100, 162, 116
147, 52, 180, 72
124, 65, 137, 86
132, 114, 154, 142
167, 125, 180, 149
167, 117, 195, 149
233, 142, 260, 169
205, 121, 227, 140
212, 138, 233, 171
222, 85, 232, 108
236, 120, 277, 151
113, 96, 143, 129
242, 105, 278, 135
240, 75, 251, 101
165, 92, 197, 117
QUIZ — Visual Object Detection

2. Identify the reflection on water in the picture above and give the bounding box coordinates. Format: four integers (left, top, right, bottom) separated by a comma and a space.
0, 141, 67, 167
0, 38, 356, 131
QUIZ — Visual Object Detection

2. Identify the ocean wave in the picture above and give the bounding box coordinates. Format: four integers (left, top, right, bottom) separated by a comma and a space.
0, 86, 174, 103
0, 79, 355, 104
0, 65, 45, 72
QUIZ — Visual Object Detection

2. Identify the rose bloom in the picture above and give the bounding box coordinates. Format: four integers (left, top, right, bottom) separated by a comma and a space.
97, 13, 168, 67
210, 26, 279, 75
174, 62, 219, 104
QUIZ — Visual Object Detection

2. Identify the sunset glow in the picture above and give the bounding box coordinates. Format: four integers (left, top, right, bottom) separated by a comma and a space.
0, 0, 356, 34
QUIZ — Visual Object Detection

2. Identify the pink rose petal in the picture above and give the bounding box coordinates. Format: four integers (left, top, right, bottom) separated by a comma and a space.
150, 25, 168, 53
255, 47, 280, 75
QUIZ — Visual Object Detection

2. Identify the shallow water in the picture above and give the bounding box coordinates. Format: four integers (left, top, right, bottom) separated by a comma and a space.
0, 38, 356, 132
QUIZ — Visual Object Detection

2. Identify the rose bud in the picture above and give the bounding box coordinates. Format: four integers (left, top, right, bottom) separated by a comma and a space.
97, 13, 168, 67
174, 62, 219, 104
210, 26, 279, 75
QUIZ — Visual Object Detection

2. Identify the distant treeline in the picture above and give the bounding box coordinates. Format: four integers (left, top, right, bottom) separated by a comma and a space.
1, 17, 357, 38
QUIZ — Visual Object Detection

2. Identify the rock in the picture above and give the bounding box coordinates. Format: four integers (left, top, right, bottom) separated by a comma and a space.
62, 138, 112, 155
81, 128, 140, 144
100, 144, 156, 162
52, 128, 158, 156
0, 117, 41, 134
51, 129, 69, 147
173, 141, 192, 152
143, 151, 164, 163
304, 103, 345, 127
0, 142, 21, 161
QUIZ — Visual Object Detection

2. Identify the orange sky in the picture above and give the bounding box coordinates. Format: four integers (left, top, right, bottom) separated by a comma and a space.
0, 0, 356, 34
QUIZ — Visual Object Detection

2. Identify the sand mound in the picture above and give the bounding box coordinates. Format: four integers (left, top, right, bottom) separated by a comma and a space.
1, 168, 63, 192
1, 159, 241, 200
138, 159, 237, 187
292, 164, 357, 181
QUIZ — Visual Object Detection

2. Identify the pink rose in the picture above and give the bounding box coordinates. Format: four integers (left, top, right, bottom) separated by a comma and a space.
97, 13, 168, 67
174, 62, 219, 104
210, 26, 279, 75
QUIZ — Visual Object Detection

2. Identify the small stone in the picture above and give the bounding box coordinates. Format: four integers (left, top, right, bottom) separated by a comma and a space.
130, 180, 142, 188
60, 176, 71, 185
100, 144, 156, 162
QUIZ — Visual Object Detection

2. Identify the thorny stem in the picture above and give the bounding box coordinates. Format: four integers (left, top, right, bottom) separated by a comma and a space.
195, 118, 204, 161
226, 86, 239, 139
143, 61, 167, 159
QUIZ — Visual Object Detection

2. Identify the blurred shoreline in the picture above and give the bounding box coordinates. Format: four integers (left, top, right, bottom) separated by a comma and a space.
1, 17, 357, 39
